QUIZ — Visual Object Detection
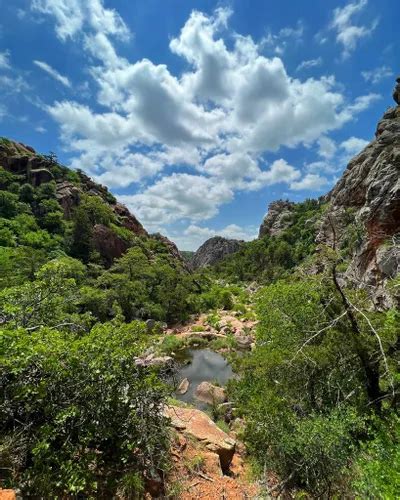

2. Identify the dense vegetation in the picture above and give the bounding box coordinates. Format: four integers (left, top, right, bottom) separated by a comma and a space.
226, 226, 400, 495
1, 140, 399, 497
213, 199, 325, 283
0, 149, 236, 496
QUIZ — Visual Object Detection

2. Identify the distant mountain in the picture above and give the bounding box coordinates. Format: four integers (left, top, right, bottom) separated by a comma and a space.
191, 236, 244, 269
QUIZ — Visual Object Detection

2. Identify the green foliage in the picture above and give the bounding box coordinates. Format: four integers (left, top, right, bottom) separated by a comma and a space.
94, 244, 197, 323
192, 283, 235, 311
0, 257, 87, 330
353, 414, 400, 498
213, 199, 325, 282
160, 335, 186, 355
0, 320, 170, 496
232, 275, 400, 495
0, 191, 27, 218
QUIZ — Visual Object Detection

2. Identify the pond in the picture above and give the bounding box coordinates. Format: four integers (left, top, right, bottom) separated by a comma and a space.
174, 348, 234, 410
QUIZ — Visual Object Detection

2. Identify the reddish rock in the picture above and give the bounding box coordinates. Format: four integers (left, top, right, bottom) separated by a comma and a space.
92, 224, 129, 265
165, 405, 236, 472
0, 490, 16, 500
113, 202, 147, 236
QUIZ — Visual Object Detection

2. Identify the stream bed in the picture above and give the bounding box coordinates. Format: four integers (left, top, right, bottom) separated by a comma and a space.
174, 348, 234, 410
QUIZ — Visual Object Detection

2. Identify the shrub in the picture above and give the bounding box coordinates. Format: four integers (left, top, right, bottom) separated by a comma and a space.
353, 415, 400, 498
0, 321, 170, 497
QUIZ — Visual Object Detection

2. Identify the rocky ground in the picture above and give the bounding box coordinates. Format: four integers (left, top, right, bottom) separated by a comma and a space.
165, 405, 259, 499
161, 308, 262, 498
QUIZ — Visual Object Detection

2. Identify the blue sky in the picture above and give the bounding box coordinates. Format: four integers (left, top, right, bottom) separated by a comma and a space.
0, 0, 398, 250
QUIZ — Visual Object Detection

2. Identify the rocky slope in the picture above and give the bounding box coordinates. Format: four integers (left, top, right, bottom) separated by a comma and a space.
256, 81, 400, 308
0, 138, 187, 267
317, 82, 400, 308
191, 236, 244, 269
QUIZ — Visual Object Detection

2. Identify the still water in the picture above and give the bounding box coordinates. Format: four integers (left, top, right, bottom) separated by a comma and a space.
174, 348, 234, 409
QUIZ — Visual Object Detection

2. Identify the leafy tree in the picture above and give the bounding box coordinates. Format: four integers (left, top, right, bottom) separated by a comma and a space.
0, 321, 170, 496
232, 275, 399, 495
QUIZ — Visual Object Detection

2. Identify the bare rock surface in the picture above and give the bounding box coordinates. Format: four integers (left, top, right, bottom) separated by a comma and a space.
191, 236, 244, 269
317, 86, 400, 307
165, 405, 235, 471
259, 200, 296, 238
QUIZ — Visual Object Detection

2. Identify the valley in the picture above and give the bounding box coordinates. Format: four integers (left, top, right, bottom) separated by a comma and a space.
1, 81, 400, 498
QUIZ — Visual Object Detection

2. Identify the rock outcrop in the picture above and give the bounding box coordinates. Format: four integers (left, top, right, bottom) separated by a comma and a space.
165, 405, 236, 472
152, 233, 189, 270
0, 139, 197, 267
195, 381, 227, 405
317, 81, 400, 308
258, 200, 296, 238
191, 236, 244, 269
393, 76, 400, 105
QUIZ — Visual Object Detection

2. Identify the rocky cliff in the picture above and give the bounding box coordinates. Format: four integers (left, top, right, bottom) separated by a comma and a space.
255, 80, 400, 308
258, 200, 297, 238
191, 236, 244, 269
317, 87, 400, 308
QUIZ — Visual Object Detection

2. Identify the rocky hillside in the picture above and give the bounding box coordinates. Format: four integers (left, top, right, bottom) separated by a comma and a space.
317, 83, 400, 308
191, 236, 244, 269
0, 138, 186, 268
258, 200, 297, 238
252, 83, 400, 307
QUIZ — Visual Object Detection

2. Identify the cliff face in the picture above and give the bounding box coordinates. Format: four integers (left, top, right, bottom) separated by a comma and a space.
317, 90, 400, 308
258, 200, 296, 238
191, 236, 244, 269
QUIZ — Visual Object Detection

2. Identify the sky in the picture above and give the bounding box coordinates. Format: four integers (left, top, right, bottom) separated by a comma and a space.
0, 0, 398, 250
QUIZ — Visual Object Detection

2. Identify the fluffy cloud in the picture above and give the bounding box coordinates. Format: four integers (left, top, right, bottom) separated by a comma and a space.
330, 0, 378, 59
119, 173, 234, 228
34, 4, 380, 241
31, 0, 129, 41
317, 136, 337, 159
362, 65, 393, 85
201, 155, 300, 191
340, 136, 369, 161
290, 173, 330, 191
33, 60, 71, 88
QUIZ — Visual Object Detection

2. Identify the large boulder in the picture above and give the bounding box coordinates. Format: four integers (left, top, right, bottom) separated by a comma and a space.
195, 381, 227, 405
165, 405, 236, 472
113, 202, 147, 236
56, 181, 81, 218
191, 236, 244, 269
92, 224, 130, 265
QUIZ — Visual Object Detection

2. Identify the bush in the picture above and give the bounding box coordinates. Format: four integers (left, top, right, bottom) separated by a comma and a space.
353, 415, 400, 498
0, 321, 170, 497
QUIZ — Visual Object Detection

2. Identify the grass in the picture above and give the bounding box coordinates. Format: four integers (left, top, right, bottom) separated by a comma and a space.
216, 419, 230, 433
191, 325, 205, 332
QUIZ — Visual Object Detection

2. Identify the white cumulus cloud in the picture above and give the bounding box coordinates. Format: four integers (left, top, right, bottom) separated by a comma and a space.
33, 4, 381, 242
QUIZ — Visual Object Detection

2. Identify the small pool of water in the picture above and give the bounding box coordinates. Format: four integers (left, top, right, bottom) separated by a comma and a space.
174, 348, 234, 409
